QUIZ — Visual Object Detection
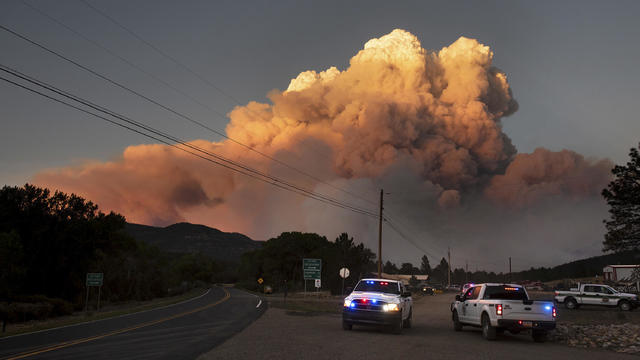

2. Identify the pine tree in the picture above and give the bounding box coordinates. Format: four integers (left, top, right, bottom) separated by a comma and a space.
602, 144, 640, 252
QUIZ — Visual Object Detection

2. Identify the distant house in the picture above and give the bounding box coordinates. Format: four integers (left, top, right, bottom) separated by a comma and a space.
603, 265, 640, 282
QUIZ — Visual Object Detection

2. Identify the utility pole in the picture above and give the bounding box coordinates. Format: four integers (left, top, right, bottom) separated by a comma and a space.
377, 189, 383, 279
465, 260, 469, 283
509, 257, 512, 283
447, 246, 451, 288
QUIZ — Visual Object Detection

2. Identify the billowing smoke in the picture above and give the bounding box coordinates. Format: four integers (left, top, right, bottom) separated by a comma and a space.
34, 30, 612, 269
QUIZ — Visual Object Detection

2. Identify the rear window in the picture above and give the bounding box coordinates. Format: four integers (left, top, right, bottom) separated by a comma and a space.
483, 286, 528, 300
354, 280, 400, 294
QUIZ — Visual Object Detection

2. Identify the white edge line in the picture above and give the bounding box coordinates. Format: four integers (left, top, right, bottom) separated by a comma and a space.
256, 299, 262, 308
0, 288, 212, 341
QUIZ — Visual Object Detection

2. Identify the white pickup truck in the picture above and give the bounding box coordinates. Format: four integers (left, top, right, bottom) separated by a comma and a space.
554, 283, 639, 311
451, 283, 556, 342
342, 278, 413, 334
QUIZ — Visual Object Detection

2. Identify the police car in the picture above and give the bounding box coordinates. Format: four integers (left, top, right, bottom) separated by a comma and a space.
342, 278, 413, 334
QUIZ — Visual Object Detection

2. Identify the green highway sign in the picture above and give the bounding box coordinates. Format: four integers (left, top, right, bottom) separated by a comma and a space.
86, 272, 103, 287
303, 258, 321, 280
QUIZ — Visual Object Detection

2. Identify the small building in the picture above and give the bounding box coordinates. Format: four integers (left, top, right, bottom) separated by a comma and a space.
603, 265, 640, 282
381, 273, 429, 285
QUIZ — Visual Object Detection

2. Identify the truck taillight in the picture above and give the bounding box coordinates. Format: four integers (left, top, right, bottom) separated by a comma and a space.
552, 306, 556, 318
496, 304, 503, 316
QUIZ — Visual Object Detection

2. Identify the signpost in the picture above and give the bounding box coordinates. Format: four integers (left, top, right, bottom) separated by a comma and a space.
85, 273, 103, 312
339, 267, 350, 295
303, 258, 322, 295
303, 258, 322, 279
315, 279, 321, 288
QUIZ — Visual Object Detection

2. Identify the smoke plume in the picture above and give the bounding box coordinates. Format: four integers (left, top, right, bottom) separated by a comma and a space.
34, 30, 612, 269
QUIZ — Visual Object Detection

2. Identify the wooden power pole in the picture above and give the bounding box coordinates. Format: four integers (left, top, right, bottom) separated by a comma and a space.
377, 189, 383, 279
447, 246, 451, 288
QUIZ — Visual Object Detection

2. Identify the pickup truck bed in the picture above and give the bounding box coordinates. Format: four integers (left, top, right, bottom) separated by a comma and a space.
451, 283, 556, 342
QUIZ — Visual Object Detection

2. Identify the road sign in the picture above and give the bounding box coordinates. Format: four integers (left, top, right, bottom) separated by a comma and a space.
303, 258, 322, 280
339, 268, 350, 279
86, 273, 103, 287
257, 278, 264, 284
315, 279, 321, 288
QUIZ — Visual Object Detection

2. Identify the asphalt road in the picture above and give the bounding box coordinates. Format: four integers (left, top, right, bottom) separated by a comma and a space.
0, 287, 265, 360
201, 293, 633, 360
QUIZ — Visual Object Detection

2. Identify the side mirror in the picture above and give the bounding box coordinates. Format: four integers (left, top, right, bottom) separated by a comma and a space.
455, 295, 461, 301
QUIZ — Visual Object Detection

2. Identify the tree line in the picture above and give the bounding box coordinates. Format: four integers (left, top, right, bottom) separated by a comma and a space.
0, 184, 227, 323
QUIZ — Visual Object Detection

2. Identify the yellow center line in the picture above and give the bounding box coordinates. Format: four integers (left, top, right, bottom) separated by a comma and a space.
5, 288, 231, 360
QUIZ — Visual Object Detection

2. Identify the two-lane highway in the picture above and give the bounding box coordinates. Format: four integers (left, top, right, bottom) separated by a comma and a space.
0, 287, 265, 360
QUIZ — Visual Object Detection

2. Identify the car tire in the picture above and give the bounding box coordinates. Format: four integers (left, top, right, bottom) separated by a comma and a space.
619, 300, 631, 311
391, 316, 403, 334
403, 308, 412, 329
452, 310, 463, 332
532, 330, 547, 343
342, 320, 352, 330
565, 297, 578, 310
481, 313, 496, 340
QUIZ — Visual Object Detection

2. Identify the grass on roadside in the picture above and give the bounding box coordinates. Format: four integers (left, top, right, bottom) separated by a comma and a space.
267, 296, 343, 314
0, 288, 208, 338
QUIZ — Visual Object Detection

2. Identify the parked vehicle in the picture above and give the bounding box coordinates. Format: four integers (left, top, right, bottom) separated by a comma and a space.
554, 283, 639, 311
421, 285, 435, 295
450, 283, 556, 342
343, 278, 413, 334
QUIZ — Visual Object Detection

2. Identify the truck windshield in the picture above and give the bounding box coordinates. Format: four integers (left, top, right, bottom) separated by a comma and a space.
483, 286, 529, 300
354, 280, 400, 294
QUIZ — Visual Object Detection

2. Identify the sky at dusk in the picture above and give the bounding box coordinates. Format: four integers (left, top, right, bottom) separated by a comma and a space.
1, 0, 639, 272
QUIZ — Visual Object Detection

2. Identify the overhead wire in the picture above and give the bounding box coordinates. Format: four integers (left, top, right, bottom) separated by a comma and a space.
0, 19, 377, 210
74, 0, 381, 204
0, 64, 380, 219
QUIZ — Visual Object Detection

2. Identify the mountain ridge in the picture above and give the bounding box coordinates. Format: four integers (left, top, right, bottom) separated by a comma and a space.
124, 222, 262, 262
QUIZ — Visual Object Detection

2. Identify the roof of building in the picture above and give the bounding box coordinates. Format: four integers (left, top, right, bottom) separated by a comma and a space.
603, 264, 640, 269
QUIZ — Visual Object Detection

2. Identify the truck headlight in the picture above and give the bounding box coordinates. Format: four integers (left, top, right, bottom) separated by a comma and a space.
383, 303, 400, 312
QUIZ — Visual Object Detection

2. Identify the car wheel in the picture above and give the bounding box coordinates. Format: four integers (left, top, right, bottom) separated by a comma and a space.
452, 310, 463, 332
403, 308, 412, 329
342, 320, 352, 330
391, 316, 403, 334
565, 297, 578, 310
532, 330, 547, 343
619, 300, 631, 311
481, 313, 496, 340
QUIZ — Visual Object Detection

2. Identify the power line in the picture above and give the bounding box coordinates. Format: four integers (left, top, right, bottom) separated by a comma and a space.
0, 22, 377, 210
0, 65, 380, 219
74, 0, 380, 204
383, 216, 443, 263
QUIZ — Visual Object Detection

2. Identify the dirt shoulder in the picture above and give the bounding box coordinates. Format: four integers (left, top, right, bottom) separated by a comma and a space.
200, 293, 629, 360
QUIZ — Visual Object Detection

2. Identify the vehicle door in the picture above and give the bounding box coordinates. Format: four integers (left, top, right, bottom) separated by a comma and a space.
599, 286, 616, 306
465, 286, 483, 325
580, 285, 601, 305
459, 286, 479, 323
399, 283, 409, 319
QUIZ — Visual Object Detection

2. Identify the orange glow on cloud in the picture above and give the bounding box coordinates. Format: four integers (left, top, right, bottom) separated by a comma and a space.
33, 29, 611, 240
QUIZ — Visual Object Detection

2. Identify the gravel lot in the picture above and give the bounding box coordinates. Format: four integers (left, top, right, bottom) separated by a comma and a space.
200, 293, 635, 359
